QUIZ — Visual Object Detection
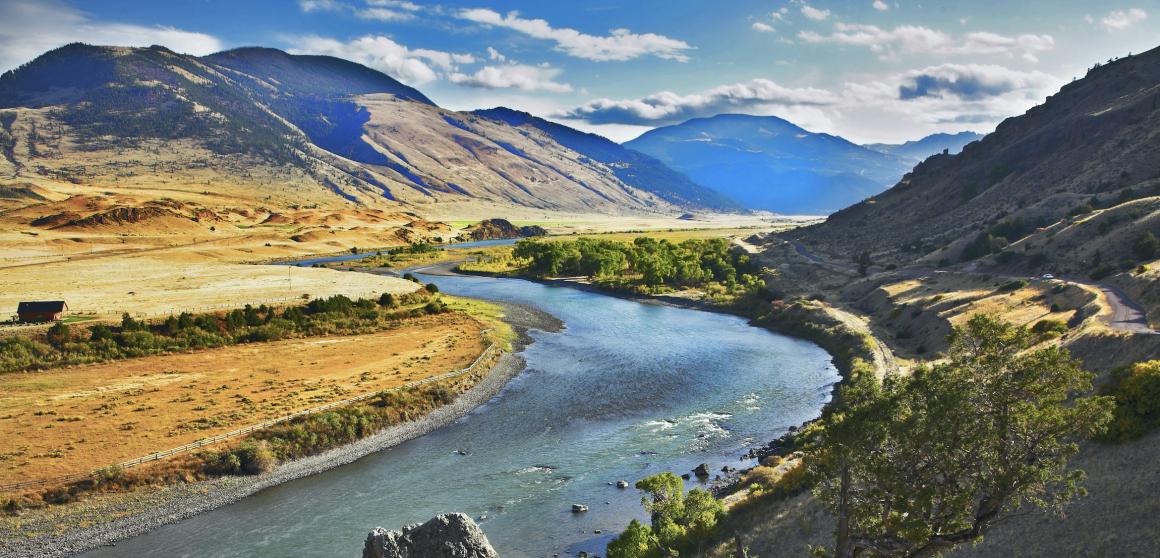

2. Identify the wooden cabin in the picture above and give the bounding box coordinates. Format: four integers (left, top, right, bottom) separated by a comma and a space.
16, 301, 68, 323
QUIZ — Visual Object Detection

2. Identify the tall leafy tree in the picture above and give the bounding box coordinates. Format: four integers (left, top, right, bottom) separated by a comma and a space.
812, 315, 1113, 558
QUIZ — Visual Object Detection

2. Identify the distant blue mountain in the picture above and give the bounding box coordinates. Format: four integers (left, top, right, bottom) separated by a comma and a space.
473, 107, 740, 210
864, 131, 983, 166
623, 114, 910, 215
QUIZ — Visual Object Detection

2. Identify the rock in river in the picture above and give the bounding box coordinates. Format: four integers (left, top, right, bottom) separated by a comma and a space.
693, 463, 710, 478
363, 513, 499, 558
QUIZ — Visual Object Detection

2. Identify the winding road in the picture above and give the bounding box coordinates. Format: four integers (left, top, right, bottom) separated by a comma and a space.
780, 238, 1156, 335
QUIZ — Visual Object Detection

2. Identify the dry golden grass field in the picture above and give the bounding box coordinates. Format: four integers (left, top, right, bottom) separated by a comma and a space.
0, 312, 486, 486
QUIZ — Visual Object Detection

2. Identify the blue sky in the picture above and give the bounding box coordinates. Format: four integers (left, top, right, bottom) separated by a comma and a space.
0, 0, 1156, 143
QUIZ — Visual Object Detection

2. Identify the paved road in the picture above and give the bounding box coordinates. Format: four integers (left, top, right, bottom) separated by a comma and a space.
1070, 279, 1155, 334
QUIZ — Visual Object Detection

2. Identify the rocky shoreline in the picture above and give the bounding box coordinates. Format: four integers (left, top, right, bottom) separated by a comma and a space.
0, 301, 560, 558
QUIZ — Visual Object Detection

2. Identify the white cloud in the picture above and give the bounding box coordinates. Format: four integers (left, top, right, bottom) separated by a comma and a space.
288, 34, 473, 85
486, 46, 506, 61
560, 64, 1062, 143
0, 0, 222, 72
457, 8, 694, 62
752, 22, 776, 33
356, 7, 415, 21
299, 0, 344, 12
1099, 8, 1147, 31
450, 63, 572, 93
366, 0, 421, 10
799, 23, 1054, 62
801, 5, 832, 21
559, 79, 838, 125
873, 0, 889, 11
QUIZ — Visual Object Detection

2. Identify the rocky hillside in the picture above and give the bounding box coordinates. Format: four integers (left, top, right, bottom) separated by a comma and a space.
460, 218, 547, 241
624, 113, 911, 214
473, 107, 740, 210
0, 44, 705, 215
792, 45, 1160, 264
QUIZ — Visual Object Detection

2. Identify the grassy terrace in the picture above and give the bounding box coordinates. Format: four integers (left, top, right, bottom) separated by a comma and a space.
0, 287, 514, 511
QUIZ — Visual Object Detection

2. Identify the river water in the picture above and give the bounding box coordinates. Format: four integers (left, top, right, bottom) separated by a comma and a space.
83, 272, 838, 558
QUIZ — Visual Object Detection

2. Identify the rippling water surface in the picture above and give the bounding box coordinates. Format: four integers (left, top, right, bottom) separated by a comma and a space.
85, 273, 838, 558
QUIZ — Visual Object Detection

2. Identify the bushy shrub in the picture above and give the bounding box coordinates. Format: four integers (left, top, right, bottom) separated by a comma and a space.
1030, 319, 1068, 339
1100, 361, 1160, 441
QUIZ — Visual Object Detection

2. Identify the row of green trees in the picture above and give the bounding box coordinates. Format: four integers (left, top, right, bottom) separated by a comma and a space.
513, 237, 767, 296
0, 291, 442, 373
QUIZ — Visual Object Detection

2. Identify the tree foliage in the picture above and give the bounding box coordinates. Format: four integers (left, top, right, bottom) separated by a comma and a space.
607, 472, 725, 558
812, 315, 1114, 558
514, 237, 767, 301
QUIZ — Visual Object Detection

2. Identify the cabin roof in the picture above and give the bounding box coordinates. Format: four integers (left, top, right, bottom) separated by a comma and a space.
16, 301, 68, 313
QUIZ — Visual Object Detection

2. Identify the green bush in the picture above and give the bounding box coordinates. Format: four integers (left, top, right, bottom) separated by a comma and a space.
1100, 361, 1160, 441
1030, 319, 1068, 339
997, 279, 1028, 292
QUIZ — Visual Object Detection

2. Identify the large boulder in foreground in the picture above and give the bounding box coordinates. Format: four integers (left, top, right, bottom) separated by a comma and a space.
362, 513, 500, 558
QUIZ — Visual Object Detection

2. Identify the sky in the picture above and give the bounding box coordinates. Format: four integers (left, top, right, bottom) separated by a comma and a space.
0, 0, 1156, 143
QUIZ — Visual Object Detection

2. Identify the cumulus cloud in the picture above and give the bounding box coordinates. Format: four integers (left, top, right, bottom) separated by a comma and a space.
559, 63, 1061, 142
457, 8, 694, 62
752, 22, 776, 33
1100, 8, 1148, 30
801, 5, 831, 21
799, 23, 1054, 61
559, 79, 838, 125
450, 63, 572, 93
486, 46, 506, 61
0, 0, 222, 72
873, 0, 889, 11
896, 63, 1058, 100
288, 34, 473, 85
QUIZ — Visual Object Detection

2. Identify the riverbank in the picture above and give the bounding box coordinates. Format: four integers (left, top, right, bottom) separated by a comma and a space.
427, 262, 885, 497
0, 301, 561, 558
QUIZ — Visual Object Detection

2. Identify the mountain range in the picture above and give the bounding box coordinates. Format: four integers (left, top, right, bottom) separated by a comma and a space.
624, 114, 914, 214
863, 131, 983, 166
0, 42, 987, 218
0, 43, 717, 215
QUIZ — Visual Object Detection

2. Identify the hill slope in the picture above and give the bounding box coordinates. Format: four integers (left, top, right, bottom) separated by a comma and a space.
0, 44, 702, 215
624, 114, 911, 214
472, 107, 740, 210
864, 131, 983, 166
792, 45, 1160, 265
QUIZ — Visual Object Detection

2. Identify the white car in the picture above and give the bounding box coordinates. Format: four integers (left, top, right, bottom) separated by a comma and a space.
1040, 274, 1055, 280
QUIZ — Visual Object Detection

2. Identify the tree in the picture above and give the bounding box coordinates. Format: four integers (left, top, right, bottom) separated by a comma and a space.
46, 322, 71, 350
856, 251, 872, 277
1132, 231, 1160, 261
608, 472, 724, 558
812, 315, 1114, 558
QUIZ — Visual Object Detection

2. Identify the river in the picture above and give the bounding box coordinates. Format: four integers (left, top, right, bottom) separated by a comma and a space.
83, 271, 839, 558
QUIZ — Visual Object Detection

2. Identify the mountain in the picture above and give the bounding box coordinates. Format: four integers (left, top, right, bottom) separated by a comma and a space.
864, 131, 983, 166
472, 107, 740, 210
623, 114, 911, 214
791, 45, 1160, 269
0, 43, 710, 215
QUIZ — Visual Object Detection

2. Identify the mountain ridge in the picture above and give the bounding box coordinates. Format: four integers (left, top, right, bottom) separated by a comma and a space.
0, 43, 714, 215
624, 113, 912, 214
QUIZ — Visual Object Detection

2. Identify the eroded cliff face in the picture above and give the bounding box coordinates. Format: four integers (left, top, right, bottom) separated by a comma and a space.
362, 513, 500, 558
